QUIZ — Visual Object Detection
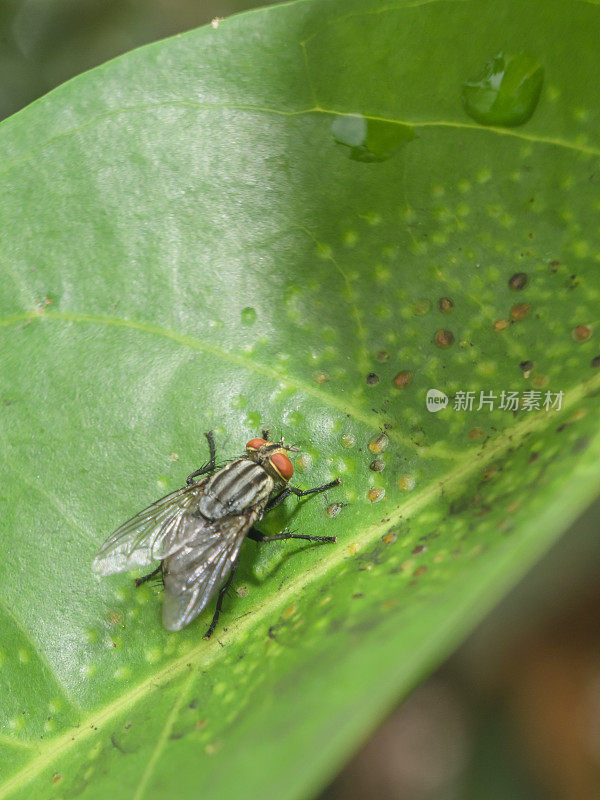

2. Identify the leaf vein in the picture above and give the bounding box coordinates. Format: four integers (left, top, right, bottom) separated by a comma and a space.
0, 310, 453, 458
0, 596, 83, 717
0, 102, 598, 183
131, 670, 196, 800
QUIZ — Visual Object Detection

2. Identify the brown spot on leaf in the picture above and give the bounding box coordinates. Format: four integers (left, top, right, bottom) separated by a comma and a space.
369, 458, 385, 472
438, 297, 454, 313
510, 303, 530, 321
509, 272, 528, 290
483, 465, 499, 480
434, 329, 454, 348
376, 350, 390, 362
494, 318, 510, 331
572, 324, 592, 342
393, 370, 413, 388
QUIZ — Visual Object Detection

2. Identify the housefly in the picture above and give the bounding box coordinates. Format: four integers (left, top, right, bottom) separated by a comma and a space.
92, 431, 340, 637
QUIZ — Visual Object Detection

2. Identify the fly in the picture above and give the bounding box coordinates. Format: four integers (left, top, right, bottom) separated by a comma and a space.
92, 431, 340, 638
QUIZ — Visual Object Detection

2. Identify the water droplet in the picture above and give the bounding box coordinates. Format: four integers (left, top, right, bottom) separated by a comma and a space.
367, 487, 385, 503
241, 307, 257, 325
368, 433, 389, 453
398, 475, 415, 491
331, 114, 415, 162
245, 411, 261, 428
462, 53, 543, 127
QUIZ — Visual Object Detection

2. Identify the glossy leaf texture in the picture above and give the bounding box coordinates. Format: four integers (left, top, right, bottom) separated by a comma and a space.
1, 1, 599, 798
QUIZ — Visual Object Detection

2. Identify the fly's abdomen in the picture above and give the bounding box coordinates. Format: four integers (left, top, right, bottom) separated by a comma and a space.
199, 458, 274, 519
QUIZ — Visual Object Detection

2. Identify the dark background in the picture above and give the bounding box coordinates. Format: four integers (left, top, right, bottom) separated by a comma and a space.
3, 2, 599, 797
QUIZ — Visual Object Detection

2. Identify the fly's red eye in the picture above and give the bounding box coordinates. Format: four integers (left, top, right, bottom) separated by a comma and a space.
246, 438, 267, 451
270, 451, 294, 481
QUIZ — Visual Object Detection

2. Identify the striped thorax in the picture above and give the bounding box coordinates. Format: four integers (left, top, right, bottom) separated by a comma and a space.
198, 437, 296, 520
199, 459, 274, 519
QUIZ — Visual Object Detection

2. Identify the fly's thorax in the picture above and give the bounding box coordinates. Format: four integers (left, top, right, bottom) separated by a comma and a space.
199, 458, 275, 520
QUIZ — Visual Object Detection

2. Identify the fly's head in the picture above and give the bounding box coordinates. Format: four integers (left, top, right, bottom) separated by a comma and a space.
245, 437, 298, 484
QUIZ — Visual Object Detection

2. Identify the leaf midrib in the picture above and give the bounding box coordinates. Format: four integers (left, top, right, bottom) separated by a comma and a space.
0, 311, 453, 457
1, 101, 599, 183
2, 368, 599, 798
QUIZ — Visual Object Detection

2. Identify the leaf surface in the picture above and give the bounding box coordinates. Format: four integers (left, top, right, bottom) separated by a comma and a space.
1, 1, 599, 798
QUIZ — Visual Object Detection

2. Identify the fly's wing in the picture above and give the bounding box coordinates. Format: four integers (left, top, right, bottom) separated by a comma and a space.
92, 479, 209, 576
161, 509, 258, 632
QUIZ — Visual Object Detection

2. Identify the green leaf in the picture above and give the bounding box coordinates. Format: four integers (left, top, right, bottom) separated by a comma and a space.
1, 0, 599, 798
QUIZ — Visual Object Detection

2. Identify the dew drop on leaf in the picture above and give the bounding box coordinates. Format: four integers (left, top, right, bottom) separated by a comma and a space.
462, 52, 544, 127
331, 114, 415, 162
241, 307, 257, 325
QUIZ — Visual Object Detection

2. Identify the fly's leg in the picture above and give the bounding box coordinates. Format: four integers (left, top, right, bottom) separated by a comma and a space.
264, 477, 341, 513
203, 558, 239, 640
135, 564, 162, 587
248, 528, 336, 544
186, 430, 217, 485
264, 488, 289, 513
289, 478, 341, 497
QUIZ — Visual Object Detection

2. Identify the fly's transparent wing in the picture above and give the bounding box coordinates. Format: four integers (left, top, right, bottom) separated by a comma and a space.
92, 479, 208, 576
161, 510, 258, 631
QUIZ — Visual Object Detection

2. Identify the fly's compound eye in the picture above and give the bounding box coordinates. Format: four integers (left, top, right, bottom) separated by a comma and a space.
246, 438, 268, 451
269, 451, 294, 481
